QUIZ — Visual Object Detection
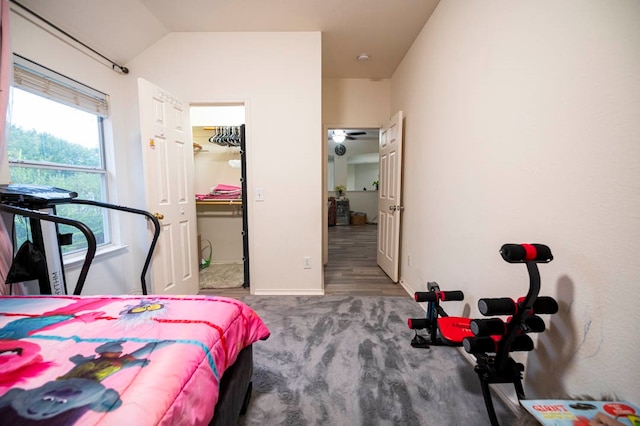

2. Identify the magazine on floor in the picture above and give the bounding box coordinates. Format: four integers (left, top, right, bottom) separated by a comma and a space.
520, 400, 640, 425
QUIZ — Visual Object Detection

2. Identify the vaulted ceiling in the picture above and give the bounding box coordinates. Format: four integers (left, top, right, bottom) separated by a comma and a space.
15, 0, 439, 79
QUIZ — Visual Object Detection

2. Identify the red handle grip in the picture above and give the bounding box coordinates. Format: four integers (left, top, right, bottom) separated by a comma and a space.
407, 318, 431, 330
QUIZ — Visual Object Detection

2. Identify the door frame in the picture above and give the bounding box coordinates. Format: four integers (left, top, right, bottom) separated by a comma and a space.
321, 122, 387, 285
190, 99, 254, 292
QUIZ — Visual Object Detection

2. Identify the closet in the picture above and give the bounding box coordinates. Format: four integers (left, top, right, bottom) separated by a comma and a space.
191, 105, 248, 289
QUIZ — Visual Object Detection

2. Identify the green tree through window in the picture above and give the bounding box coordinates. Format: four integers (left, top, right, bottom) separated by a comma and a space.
8, 68, 110, 254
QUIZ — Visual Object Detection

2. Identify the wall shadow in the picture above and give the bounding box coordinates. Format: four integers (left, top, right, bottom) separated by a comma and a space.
524, 274, 578, 398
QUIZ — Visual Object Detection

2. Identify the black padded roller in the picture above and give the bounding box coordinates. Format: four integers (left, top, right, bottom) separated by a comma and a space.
523, 315, 546, 333
463, 336, 496, 354
414, 292, 435, 302
463, 335, 534, 354
470, 318, 506, 337
478, 297, 516, 316
407, 318, 431, 330
533, 296, 559, 314
441, 291, 464, 301
500, 243, 553, 263
414, 291, 464, 303
510, 335, 535, 352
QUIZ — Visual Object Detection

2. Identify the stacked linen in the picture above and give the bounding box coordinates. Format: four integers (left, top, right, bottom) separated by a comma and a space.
196, 184, 242, 201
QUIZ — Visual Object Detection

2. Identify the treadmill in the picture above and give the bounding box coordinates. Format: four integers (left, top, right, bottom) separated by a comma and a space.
0, 183, 160, 295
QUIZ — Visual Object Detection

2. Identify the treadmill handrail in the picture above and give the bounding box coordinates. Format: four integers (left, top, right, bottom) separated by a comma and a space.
0, 203, 96, 295
69, 199, 160, 295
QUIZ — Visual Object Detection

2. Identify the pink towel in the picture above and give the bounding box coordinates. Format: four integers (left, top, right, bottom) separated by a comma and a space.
212, 184, 241, 192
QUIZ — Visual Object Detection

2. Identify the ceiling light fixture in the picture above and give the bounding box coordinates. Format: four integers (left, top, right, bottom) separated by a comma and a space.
332, 129, 347, 143
357, 53, 370, 62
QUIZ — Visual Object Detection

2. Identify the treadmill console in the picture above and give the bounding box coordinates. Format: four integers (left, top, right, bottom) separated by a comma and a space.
0, 184, 78, 208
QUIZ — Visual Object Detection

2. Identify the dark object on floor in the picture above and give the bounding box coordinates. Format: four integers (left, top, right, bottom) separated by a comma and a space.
410, 333, 430, 348
328, 197, 336, 226
350, 212, 367, 225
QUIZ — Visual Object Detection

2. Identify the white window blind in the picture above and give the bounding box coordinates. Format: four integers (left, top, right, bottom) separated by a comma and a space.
12, 54, 110, 118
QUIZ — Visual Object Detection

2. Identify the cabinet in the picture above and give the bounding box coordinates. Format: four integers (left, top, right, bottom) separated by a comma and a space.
336, 199, 350, 226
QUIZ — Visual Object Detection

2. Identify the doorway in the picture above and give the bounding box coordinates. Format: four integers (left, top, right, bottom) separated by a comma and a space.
190, 104, 249, 290
324, 127, 397, 292
327, 127, 380, 223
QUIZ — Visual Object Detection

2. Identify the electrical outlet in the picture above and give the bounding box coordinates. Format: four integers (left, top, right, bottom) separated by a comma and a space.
407, 254, 412, 267
303, 256, 311, 269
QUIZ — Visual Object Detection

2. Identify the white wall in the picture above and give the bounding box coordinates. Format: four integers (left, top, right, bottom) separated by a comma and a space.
125, 32, 323, 295
323, 79, 391, 126
393, 0, 640, 404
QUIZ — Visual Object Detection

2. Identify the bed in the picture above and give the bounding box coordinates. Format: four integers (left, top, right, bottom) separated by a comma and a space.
0, 294, 270, 425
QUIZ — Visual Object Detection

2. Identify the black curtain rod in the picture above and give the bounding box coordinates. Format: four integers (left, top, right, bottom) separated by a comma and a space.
10, 0, 129, 74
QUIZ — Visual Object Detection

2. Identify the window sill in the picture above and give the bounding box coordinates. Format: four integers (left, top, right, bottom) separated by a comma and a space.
63, 244, 129, 268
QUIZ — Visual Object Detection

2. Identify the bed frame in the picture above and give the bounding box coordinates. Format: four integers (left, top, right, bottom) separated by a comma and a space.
210, 344, 254, 425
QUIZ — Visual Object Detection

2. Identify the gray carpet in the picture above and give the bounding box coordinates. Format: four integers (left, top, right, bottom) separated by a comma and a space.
237, 295, 517, 426
200, 263, 244, 289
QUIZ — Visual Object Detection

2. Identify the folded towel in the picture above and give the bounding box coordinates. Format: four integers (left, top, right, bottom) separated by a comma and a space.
211, 184, 241, 193
196, 183, 242, 201
196, 192, 242, 200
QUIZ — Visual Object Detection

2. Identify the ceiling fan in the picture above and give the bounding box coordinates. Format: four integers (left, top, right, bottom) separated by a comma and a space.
331, 129, 367, 143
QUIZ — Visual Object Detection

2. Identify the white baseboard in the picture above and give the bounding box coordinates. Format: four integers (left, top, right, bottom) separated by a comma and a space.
252, 289, 325, 296
399, 278, 416, 296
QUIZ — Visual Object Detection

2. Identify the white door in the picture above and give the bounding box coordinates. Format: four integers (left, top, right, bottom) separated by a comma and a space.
377, 111, 404, 282
138, 78, 199, 295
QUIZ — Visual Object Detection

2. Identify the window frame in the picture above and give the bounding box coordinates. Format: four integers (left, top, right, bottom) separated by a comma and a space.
7, 54, 113, 254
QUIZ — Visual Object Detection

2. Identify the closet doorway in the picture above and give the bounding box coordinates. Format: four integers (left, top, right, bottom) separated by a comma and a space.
191, 104, 249, 290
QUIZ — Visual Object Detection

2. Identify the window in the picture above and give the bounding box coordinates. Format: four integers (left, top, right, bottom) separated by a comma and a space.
7, 55, 111, 254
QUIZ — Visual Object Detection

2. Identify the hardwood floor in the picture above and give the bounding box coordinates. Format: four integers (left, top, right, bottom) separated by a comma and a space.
199, 224, 409, 297
324, 224, 408, 296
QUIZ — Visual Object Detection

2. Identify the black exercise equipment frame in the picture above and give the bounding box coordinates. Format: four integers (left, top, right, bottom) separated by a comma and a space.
410, 282, 464, 347
1, 187, 159, 295
465, 244, 554, 426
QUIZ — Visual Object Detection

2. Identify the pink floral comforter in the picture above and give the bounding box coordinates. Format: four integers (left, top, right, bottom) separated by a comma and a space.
0, 295, 270, 425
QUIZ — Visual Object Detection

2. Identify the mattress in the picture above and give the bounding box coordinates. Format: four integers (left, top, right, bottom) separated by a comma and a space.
0, 294, 270, 425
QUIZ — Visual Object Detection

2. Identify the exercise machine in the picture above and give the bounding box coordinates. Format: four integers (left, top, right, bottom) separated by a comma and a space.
464, 243, 558, 426
407, 243, 559, 426
407, 283, 469, 348
0, 183, 160, 295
